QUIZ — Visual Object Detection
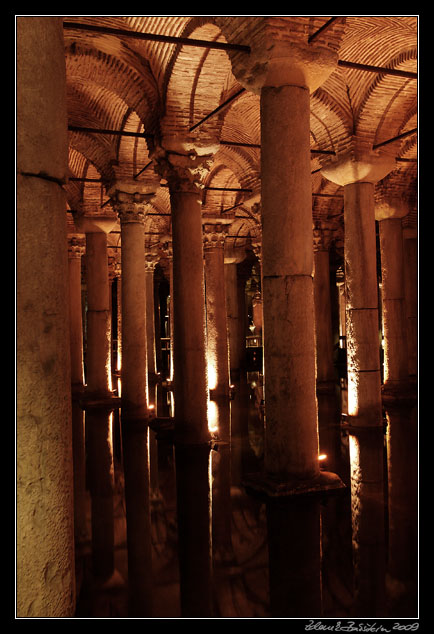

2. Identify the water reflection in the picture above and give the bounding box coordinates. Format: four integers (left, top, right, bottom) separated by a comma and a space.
348, 426, 387, 616
75, 373, 418, 619
384, 398, 418, 615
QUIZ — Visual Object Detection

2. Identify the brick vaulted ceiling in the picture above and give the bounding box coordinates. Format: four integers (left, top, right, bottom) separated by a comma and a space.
63, 16, 418, 258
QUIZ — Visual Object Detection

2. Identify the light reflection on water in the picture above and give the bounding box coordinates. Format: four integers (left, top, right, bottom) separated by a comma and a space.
76, 373, 417, 619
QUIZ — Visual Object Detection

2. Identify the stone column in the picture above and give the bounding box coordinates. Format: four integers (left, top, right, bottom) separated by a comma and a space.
322, 153, 396, 428
67, 236, 88, 547
313, 225, 341, 474
76, 211, 120, 582
153, 141, 217, 445
224, 246, 247, 384
203, 216, 233, 442
108, 183, 157, 617
403, 227, 417, 377
322, 154, 396, 616
375, 197, 409, 388
152, 140, 216, 617
145, 252, 159, 411
17, 16, 75, 617
259, 58, 339, 484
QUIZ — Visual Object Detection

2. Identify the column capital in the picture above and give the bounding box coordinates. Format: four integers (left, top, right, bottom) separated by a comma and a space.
214, 17, 343, 93
144, 251, 159, 272
321, 151, 396, 187
313, 222, 333, 252
374, 192, 410, 221
73, 203, 118, 235
108, 181, 157, 225
202, 214, 234, 250
67, 235, 85, 259
151, 138, 218, 194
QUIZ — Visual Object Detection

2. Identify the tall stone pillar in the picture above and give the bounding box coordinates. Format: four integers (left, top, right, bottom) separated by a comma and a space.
17, 16, 75, 617
313, 225, 341, 474
403, 226, 418, 377
203, 216, 233, 442
67, 236, 88, 548
375, 197, 409, 387
322, 153, 396, 616
152, 140, 216, 617
224, 246, 247, 384
153, 141, 217, 445
145, 252, 159, 410
108, 182, 157, 617
75, 211, 120, 582
322, 154, 396, 428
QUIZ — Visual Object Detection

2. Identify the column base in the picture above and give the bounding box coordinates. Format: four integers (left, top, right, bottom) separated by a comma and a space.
382, 379, 417, 407
79, 392, 122, 411
242, 470, 345, 499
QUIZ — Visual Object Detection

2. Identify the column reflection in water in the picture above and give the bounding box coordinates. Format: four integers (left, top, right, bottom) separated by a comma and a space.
349, 427, 387, 616
121, 419, 152, 616
230, 374, 251, 486
86, 408, 115, 580
175, 443, 213, 617
266, 495, 323, 617
385, 401, 418, 615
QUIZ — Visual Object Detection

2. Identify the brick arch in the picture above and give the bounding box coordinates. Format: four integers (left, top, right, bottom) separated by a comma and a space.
65, 43, 161, 131
356, 49, 417, 150
160, 21, 233, 139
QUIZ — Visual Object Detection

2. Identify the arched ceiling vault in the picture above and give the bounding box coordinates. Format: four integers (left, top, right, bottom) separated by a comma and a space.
63, 15, 418, 259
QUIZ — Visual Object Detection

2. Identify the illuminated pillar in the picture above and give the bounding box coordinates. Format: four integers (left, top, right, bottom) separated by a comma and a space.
17, 16, 75, 617
376, 197, 409, 386
313, 225, 341, 474
224, 245, 247, 384
145, 252, 161, 497
67, 236, 88, 547
145, 253, 159, 410
322, 153, 395, 428
203, 216, 233, 442
153, 142, 216, 445
109, 183, 157, 617
322, 154, 396, 617
403, 226, 417, 377
80, 216, 119, 581
259, 63, 328, 481
152, 141, 216, 617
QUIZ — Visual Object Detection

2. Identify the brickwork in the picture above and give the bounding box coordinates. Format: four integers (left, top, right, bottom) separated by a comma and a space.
61, 15, 417, 256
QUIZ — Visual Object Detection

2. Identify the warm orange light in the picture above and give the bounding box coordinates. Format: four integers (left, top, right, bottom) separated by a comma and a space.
148, 404, 155, 411
318, 454, 327, 461
208, 400, 219, 434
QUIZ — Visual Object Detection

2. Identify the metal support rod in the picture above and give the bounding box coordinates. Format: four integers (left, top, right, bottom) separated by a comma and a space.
189, 88, 246, 132
308, 17, 341, 44
373, 128, 417, 149
133, 161, 153, 179
69, 125, 153, 139
338, 59, 417, 80
63, 21, 251, 53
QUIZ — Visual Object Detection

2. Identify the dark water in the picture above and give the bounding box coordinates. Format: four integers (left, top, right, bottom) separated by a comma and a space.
74, 374, 418, 619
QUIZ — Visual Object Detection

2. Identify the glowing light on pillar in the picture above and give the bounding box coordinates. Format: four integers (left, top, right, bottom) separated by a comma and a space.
347, 372, 359, 418
117, 377, 122, 397
318, 454, 327, 461
208, 399, 219, 434
207, 359, 218, 392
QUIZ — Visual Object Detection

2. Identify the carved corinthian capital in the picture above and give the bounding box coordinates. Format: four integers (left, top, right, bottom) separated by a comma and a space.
151, 137, 218, 194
